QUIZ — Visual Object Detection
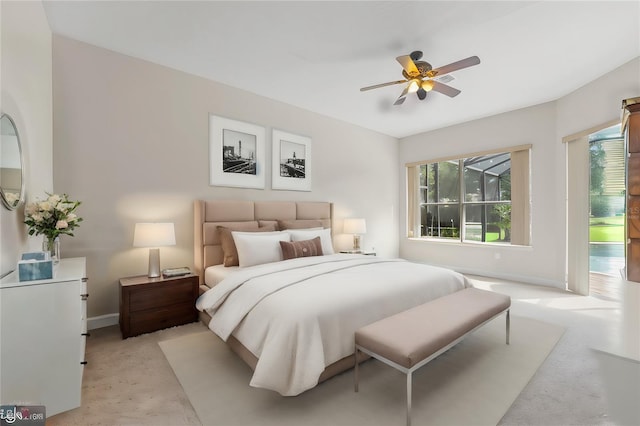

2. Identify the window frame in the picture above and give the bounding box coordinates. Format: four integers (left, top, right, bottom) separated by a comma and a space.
406, 144, 531, 246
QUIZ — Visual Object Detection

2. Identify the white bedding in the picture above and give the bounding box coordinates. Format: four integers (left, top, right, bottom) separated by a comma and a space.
196, 254, 470, 396
204, 264, 239, 287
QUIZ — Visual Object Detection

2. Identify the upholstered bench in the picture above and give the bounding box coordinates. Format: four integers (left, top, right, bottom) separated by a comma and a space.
354, 287, 511, 426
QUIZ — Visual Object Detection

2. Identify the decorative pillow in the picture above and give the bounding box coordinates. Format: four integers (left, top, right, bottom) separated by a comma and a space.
279, 237, 323, 260
232, 231, 291, 268
218, 224, 277, 267
287, 228, 334, 255
277, 219, 323, 230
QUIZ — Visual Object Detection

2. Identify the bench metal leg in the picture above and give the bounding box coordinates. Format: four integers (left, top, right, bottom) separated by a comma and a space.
356, 305, 510, 426
354, 347, 359, 392
506, 309, 510, 345
407, 371, 412, 426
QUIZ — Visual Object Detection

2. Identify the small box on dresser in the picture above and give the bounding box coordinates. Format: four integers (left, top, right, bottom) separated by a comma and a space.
119, 273, 199, 338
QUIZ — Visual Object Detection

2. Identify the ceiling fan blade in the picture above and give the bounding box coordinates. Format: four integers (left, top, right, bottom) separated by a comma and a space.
394, 85, 411, 105
431, 81, 462, 97
360, 79, 407, 92
394, 96, 407, 106
396, 55, 420, 77
428, 56, 480, 78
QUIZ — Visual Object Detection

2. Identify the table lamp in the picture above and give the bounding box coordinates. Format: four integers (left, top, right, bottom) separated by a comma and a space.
133, 222, 176, 277
344, 218, 366, 252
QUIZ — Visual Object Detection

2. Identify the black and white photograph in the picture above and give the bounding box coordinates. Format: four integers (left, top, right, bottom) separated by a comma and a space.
209, 115, 265, 189
272, 129, 312, 191
222, 129, 256, 175
279, 140, 305, 179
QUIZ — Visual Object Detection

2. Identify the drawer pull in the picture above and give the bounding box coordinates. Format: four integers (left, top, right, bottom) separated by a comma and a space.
82, 332, 91, 337
80, 361, 88, 365
81, 293, 89, 300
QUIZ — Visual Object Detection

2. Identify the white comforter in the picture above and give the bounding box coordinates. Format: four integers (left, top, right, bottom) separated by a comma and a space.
196, 254, 470, 396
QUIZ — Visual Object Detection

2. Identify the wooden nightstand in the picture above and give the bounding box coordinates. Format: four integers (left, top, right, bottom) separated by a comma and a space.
119, 273, 199, 338
340, 250, 377, 256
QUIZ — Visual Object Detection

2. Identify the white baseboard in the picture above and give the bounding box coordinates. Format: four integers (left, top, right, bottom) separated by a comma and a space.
410, 260, 566, 289
88, 313, 119, 330
452, 266, 565, 289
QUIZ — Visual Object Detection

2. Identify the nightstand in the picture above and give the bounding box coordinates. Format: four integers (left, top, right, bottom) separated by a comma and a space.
119, 273, 199, 338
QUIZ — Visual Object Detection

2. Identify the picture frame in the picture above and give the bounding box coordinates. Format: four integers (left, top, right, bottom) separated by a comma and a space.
271, 129, 312, 191
209, 114, 266, 189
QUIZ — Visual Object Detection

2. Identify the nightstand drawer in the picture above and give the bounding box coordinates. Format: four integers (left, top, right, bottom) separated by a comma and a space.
128, 301, 197, 336
129, 279, 194, 312
120, 273, 198, 338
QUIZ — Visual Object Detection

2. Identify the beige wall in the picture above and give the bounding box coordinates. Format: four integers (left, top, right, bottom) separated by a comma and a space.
557, 58, 640, 139
0, 1, 53, 277
52, 36, 399, 318
399, 57, 640, 288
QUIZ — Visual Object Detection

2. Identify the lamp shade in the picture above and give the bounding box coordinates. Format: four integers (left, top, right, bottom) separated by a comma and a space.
133, 223, 176, 247
344, 218, 366, 234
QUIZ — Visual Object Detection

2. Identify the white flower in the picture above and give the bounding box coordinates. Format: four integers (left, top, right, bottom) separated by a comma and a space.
56, 202, 75, 212
5, 192, 19, 206
25, 202, 38, 216
66, 213, 77, 222
39, 201, 53, 211
48, 194, 61, 204
56, 220, 68, 229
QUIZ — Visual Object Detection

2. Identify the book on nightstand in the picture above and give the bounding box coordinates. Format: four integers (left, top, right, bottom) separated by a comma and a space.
161, 267, 191, 278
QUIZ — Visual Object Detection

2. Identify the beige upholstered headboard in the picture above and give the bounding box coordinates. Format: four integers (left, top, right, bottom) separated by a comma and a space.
193, 200, 333, 284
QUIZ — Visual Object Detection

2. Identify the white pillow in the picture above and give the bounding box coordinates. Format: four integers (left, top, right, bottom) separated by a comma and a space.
231, 231, 291, 268
287, 228, 334, 255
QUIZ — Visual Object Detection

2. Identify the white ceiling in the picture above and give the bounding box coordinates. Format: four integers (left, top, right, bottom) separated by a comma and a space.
43, 1, 640, 138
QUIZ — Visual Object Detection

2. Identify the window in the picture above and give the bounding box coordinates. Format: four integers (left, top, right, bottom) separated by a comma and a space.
407, 145, 531, 246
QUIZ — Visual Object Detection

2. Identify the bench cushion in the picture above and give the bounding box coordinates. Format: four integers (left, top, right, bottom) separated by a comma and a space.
355, 287, 511, 369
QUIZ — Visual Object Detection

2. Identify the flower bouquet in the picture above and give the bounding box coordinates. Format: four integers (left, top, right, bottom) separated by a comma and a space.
24, 193, 83, 260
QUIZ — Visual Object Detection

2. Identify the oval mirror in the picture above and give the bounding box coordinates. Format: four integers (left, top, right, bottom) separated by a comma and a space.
0, 113, 24, 210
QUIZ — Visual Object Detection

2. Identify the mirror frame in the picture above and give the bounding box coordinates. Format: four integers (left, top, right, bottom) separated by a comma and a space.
0, 113, 25, 210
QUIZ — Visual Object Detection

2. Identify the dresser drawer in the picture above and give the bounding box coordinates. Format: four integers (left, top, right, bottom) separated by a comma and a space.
128, 301, 197, 336
129, 279, 194, 312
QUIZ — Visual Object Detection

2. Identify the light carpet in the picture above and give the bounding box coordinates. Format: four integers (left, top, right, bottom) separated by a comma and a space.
159, 315, 564, 426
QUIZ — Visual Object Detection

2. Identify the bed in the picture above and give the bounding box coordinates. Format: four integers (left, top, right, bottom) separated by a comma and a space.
193, 200, 470, 396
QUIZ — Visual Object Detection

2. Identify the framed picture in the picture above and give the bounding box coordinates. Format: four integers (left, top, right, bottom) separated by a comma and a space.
271, 129, 312, 191
209, 115, 266, 189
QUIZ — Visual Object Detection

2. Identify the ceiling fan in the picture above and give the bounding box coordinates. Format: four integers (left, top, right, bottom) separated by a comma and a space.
360, 51, 480, 105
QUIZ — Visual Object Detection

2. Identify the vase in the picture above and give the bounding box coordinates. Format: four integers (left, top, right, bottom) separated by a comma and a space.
43, 236, 60, 263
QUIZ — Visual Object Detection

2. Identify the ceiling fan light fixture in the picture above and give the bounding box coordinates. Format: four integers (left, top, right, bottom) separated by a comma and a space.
421, 80, 434, 92
408, 79, 420, 93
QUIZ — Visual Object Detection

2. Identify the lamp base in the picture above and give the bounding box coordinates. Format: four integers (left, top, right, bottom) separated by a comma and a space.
353, 235, 361, 251
148, 248, 161, 278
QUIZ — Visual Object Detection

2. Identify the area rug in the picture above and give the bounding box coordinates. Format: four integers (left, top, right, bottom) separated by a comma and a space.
159, 315, 564, 426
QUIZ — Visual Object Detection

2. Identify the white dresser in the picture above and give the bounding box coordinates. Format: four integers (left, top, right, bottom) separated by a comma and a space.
0, 257, 87, 417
